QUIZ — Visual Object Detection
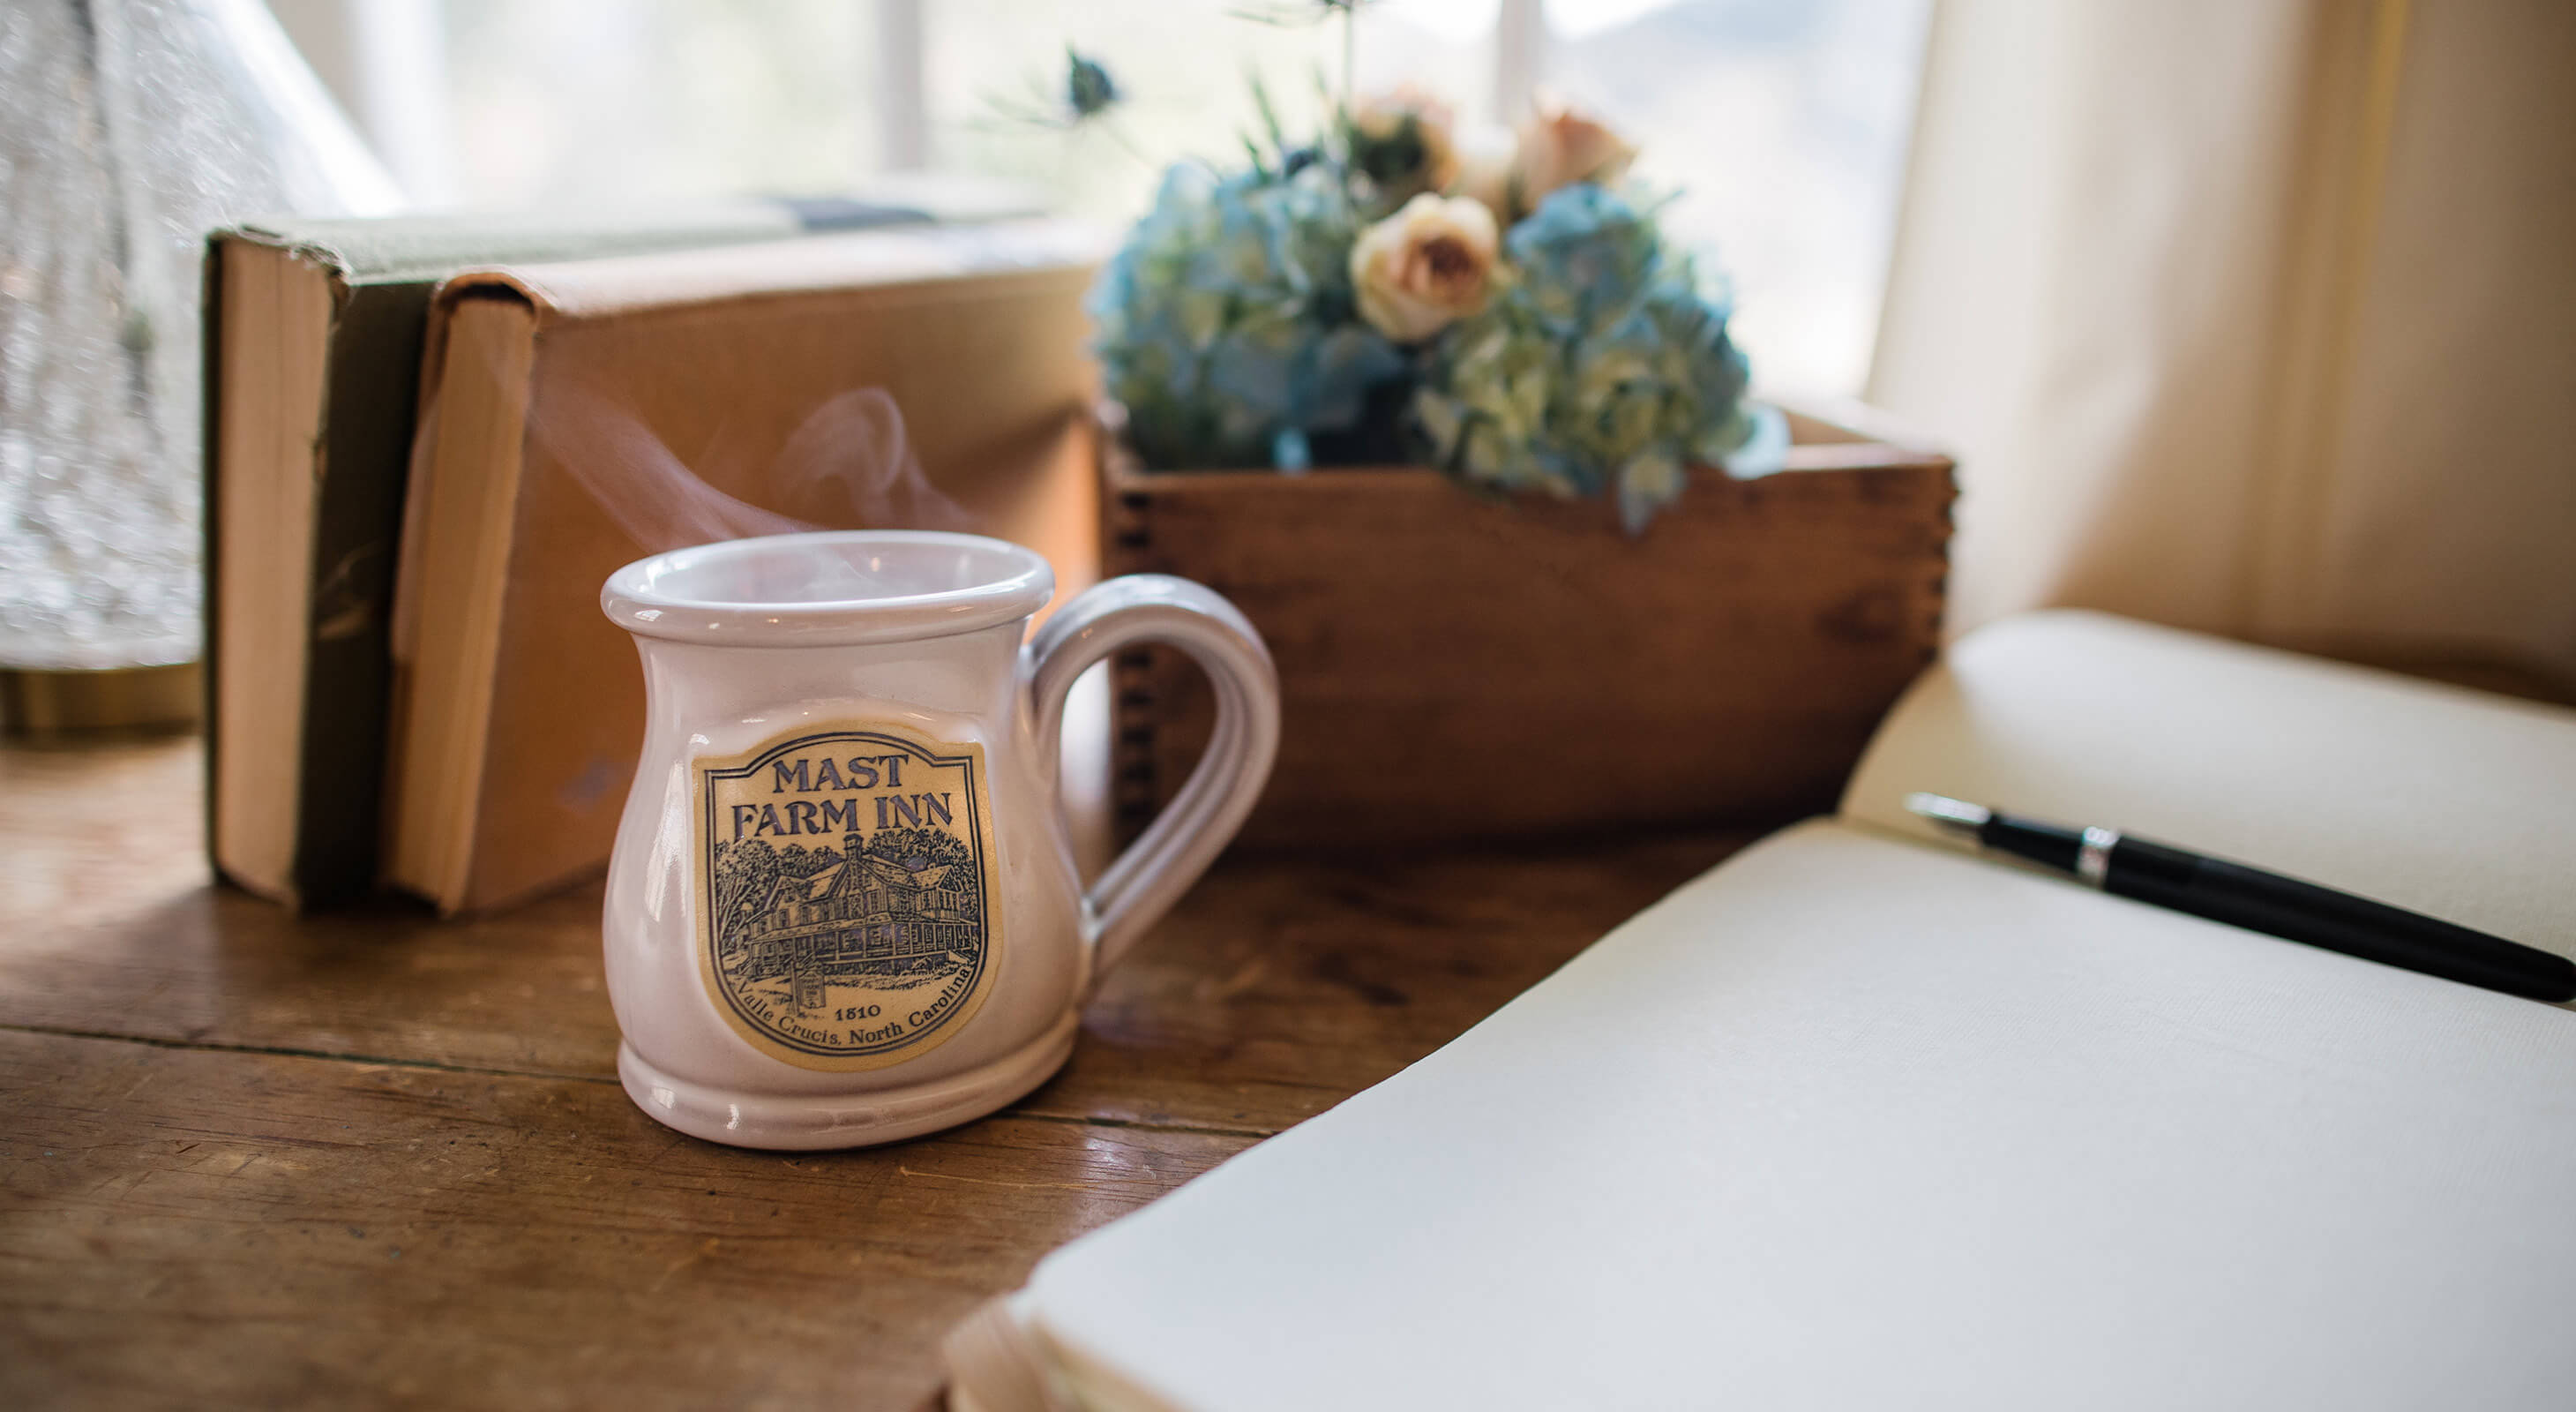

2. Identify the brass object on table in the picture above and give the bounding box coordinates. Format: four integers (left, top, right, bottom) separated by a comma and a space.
0, 661, 201, 736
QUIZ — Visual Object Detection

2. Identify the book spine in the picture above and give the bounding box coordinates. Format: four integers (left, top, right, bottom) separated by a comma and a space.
198, 238, 229, 888
289, 277, 440, 904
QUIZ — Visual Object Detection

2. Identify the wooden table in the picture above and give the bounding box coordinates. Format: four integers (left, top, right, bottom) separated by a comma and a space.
0, 733, 1750, 1410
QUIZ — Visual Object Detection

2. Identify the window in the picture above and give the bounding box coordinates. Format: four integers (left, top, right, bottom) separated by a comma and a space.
1539, 0, 1932, 395
278, 0, 1928, 398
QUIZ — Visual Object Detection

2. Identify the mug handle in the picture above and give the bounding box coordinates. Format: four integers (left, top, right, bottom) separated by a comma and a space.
1025, 575, 1280, 978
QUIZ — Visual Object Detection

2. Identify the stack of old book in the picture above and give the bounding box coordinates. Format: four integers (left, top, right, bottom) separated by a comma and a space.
204, 190, 1105, 914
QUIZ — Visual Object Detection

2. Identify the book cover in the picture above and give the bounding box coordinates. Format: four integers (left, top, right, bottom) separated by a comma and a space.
383, 221, 1108, 913
204, 192, 1032, 906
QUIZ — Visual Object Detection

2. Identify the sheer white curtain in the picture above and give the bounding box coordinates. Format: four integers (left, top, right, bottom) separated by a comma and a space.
1871, 0, 2576, 690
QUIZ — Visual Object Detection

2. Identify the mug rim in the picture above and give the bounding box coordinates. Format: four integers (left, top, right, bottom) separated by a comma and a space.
601, 530, 1056, 647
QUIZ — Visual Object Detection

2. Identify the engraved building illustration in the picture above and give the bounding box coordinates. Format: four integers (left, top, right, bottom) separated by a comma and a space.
726, 831, 982, 983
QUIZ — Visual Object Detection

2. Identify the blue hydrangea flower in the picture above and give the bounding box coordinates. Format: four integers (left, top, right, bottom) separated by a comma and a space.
1091, 162, 1409, 470
1412, 184, 1775, 532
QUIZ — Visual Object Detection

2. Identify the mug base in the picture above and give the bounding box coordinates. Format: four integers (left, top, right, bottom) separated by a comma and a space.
617, 1010, 1081, 1150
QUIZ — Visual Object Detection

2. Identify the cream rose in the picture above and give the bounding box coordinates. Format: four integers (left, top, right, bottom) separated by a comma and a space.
1514, 97, 1638, 207
1350, 192, 1501, 343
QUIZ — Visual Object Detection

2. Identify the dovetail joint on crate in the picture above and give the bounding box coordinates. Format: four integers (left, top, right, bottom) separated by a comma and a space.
1107, 487, 1162, 831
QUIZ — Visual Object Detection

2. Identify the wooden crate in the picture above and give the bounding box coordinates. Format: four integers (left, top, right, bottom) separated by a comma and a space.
1102, 408, 1956, 848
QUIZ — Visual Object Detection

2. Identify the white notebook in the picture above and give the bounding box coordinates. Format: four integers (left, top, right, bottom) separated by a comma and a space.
947, 612, 2576, 1412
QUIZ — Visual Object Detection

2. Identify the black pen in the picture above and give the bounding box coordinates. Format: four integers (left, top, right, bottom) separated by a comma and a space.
1905, 792, 2576, 1003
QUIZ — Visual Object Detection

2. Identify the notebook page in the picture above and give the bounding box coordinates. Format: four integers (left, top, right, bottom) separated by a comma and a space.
1004, 822, 2576, 1412
1841, 612, 2576, 955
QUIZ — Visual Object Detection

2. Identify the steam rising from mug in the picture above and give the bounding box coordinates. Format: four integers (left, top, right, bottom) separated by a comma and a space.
528, 379, 977, 557
425, 305, 978, 595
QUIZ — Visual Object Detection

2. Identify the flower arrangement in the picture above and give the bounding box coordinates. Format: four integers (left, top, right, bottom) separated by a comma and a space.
1090, 72, 1783, 532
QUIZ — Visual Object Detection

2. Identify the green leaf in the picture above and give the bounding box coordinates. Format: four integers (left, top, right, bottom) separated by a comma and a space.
1413, 388, 1464, 459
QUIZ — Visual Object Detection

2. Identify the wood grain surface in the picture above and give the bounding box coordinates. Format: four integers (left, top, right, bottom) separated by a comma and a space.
0, 734, 1750, 1409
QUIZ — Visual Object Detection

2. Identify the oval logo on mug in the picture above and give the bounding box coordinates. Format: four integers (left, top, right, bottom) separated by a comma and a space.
697, 725, 1002, 1070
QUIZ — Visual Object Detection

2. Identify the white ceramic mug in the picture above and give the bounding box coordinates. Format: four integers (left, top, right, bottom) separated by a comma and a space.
597, 530, 1278, 1149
